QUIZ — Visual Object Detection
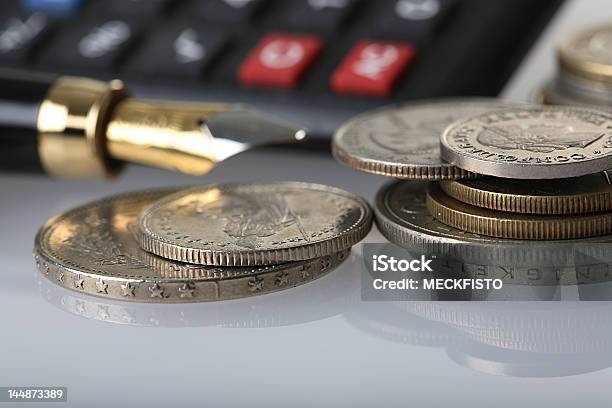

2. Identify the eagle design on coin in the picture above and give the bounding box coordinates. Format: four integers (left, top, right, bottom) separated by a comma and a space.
221, 193, 309, 249
477, 124, 603, 154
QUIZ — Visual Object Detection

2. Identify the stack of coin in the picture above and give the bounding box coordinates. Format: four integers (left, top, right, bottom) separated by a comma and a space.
540, 23, 612, 110
33, 182, 373, 303
334, 102, 612, 283
436, 106, 612, 238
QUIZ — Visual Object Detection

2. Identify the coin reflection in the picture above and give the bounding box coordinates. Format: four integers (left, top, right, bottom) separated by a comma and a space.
345, 299, 612, 377
37, 251, 360, 327
347, 240, 612, 377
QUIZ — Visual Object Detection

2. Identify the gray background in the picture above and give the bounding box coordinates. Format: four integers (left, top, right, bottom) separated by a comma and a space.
3, 1, 612, 406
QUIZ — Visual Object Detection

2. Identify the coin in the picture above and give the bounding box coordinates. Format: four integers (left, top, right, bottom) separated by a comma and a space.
440, 106, 612, 179
427, 183, 612, 240
374, 180, 612, 263
539, 73, 612, 109
538, 79, 607, 108
138, 182, 372, 266
332, 99, 517, 180
38, 252, 358, 327
34, 189, 350, 303
539, 24, 612, 111
559, 23, 612, 85
440, 173, 612, 214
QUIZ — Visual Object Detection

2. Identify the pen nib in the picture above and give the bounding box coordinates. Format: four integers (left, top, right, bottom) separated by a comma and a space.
203, 107, 308, 162
205, 107, 307, 144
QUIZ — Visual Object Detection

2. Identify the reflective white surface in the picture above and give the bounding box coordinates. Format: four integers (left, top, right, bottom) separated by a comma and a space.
4, 1, 612, 405
4, 150, 612, 407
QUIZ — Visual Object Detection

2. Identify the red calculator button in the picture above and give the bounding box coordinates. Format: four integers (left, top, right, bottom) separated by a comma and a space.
238, 32, 323, 89
331, 40, 415, 97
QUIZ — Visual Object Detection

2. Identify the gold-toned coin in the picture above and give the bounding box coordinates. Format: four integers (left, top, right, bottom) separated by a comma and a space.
440, 174, 612, 214
559, 23, 612, 85
426, 183, 612, 240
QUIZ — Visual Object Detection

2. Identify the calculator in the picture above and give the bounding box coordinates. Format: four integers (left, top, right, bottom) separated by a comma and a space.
0, 0, 563, 143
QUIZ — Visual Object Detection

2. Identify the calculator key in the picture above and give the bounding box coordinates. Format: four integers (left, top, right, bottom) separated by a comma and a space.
38, 19, 141, 70
238, 32, 323, 89
331, 40, 415, 97
375, 0, 455, 39
283, 0, 356, 33
126, 25, 227, 78
395, 0, 443, 20
22, 0, 82, 16
194, 0, 266, 24
0, 12, 51, 64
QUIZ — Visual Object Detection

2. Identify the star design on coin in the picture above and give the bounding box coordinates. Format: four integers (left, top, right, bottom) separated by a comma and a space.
73, 274, 84, 289
148, 283, 164, 298
56, 271, 64, 283
248, 276, 264, 292
43, 263, 49, 275
96, 279, 108, 294
121, 282, 136, 297
275, 271, 290, 287
178, 283, 195, 298
319, 256, 332, 271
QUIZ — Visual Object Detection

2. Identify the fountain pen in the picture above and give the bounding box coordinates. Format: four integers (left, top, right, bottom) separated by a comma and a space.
0, 69, 306, 179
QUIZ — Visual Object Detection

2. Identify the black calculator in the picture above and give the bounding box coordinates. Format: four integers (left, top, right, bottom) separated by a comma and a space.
0, 0, 563, 143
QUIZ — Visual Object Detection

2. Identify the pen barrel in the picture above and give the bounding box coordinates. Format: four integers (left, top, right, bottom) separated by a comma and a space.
0, 69, 54, 173
106, 99, 233, 175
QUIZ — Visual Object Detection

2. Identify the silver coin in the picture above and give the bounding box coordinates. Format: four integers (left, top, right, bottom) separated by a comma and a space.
374, 180, 612, 264
440, 106, 612, 179
138, 182, 372, 266
332, 99, 517, 180
37, 253, 359, 327
539, 77, 612, 111
34, 189, 350, 303
539, 80, 594, 107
